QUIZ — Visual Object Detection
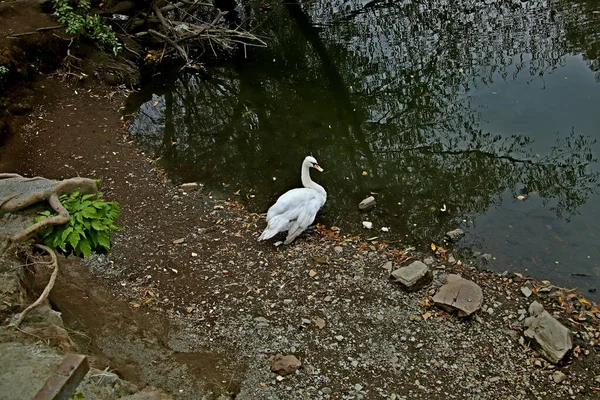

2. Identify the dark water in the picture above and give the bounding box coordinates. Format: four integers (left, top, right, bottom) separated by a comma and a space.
127, 0, 600, 299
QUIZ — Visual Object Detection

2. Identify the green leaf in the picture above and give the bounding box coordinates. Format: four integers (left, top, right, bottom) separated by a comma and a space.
97, 231, 111, 250
61, 227, 74, 242
67, 231, 80, 249
81, 206, 97, 218
78, 240, 92, 258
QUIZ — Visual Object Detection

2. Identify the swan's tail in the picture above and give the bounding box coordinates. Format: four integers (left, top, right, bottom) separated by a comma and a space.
258, 227, 278, 241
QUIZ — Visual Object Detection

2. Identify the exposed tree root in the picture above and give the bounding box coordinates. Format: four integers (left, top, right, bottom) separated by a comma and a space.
0, 173, 98, 243
9, 244, 58, 329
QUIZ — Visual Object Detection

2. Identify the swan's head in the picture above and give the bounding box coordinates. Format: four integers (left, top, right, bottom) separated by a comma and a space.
305, 156, 324, 172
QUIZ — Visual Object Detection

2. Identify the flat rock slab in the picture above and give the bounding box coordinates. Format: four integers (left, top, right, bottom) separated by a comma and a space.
433, 274, 483, 316
271, 354, 301, 376
524, 301, 573, 364
391, 261, 432, 291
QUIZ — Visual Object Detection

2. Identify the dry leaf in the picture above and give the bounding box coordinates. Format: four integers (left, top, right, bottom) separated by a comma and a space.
431, 243, 437, 251
422, 311, 432, 321
309, 269, 318, 277
579, 298, 592, 309
152, 101, 159, 106
362, 171, 368, 176
173, 238, 185, 244
186, 306, 194, 313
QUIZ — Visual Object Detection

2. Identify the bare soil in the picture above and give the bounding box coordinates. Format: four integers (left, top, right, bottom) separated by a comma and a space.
1, 2, 599, 399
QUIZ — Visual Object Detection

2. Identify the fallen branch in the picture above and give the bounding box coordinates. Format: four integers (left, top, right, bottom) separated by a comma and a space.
148, 29, 190, 63
6, 25, 64, 38
9, 244, 59, 328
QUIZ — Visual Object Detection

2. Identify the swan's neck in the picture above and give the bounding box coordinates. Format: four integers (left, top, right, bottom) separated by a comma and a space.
301, 163, 326, 198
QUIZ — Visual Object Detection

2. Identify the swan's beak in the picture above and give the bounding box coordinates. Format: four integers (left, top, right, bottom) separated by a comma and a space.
314, 164, 324, 172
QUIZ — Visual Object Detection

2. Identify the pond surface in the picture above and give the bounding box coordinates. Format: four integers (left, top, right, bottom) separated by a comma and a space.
127, 0, 600, 299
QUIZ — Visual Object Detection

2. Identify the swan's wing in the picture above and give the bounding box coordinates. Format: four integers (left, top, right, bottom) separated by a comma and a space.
265, 188, 310, 222
283, 190, 325, 244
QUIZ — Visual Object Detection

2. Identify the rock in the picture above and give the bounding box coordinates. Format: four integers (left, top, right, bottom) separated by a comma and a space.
521, 286, 533, 298
447, 255, 456, 264
334, 246, 343, 254
180, 182, 199, 189
524, 301, 573, 364
119, 386, 172, 400
552, 371, 567, 384
445, 228, 465, 242
481, 253, 492, 262
381, 261, 393, 272
362, 221, 373, 229
390, 261, 432, 292
423, 257, 435, 265
432, 274, 483, 317
271, 354, 302, 376
358, 196, 376, 210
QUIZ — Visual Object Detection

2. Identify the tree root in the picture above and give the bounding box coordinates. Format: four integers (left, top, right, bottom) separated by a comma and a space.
9, 244, 59, 329
11, 193, 70, 243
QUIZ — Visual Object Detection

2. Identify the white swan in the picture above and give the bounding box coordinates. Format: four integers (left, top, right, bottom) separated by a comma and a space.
258, 156, 327, 245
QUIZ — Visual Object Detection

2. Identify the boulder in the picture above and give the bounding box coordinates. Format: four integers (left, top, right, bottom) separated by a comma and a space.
523, 301, 573, 364
391, 261, 432, 292
271, 354, 301, 376
433, 274, 483, 316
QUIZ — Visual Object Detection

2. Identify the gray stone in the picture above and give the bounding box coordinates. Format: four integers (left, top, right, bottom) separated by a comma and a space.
524, 301, 573, 364
552, 371, 567, 384
271, 354, 302, 376
391, 261, 432, 292
381, 261, 393, 272
334, 246, 343, 254
432, 274, 483, 317
444, 228, 465, 242
423, 257, 435, 265
521, 286, 533, 298
358, 196, 376, 210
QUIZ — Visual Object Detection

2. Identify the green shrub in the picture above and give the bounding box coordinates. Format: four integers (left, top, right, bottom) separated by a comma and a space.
36, 189, 122, 257
54, 0, 122, 55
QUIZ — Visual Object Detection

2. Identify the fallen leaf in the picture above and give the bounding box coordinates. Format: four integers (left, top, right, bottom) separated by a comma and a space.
517, 195, 526, 200
422, 311, 432, 321
362, 171, 368, 176
579, 298, 592, 309
309, 269, 317, 277
312, 256, 329, 264
186, 306, 194, 313
431, 243, 437, 251
172, 238, 185, 244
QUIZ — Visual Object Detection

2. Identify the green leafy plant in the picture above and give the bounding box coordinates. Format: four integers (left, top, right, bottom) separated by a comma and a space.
0, 66, 8, 75
36, 189, 122, 257
54, 0, 122, 55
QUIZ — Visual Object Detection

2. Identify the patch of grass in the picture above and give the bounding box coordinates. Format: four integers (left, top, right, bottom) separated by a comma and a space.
36, 189, 122, 258
54, 0, 122, 55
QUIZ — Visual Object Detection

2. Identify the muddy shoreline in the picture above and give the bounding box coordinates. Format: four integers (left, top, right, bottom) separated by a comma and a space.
1, 2, 600, 399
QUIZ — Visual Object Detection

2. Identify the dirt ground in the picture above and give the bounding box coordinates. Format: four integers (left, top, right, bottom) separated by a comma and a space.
1, 1, 600, 399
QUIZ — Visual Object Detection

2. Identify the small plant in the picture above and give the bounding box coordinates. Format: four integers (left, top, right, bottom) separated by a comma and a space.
54, 0, 122, 55
36, 189, 122, 257
0, 66, 8, 75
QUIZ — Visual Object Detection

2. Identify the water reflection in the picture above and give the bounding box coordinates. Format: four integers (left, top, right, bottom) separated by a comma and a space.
128, 0, 600, 296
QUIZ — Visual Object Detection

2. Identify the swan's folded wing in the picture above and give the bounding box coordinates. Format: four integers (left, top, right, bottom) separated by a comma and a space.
284, 191, 325, 244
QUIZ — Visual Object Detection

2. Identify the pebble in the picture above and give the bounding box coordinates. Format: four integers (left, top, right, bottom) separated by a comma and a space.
283, 299, 293, 304
521, 286, 533, 298
355, 383, 363, 391
335, 335, 344, 342
552, 371, 567, 384
362, 221, 373, 229
334, 246, 343, 254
